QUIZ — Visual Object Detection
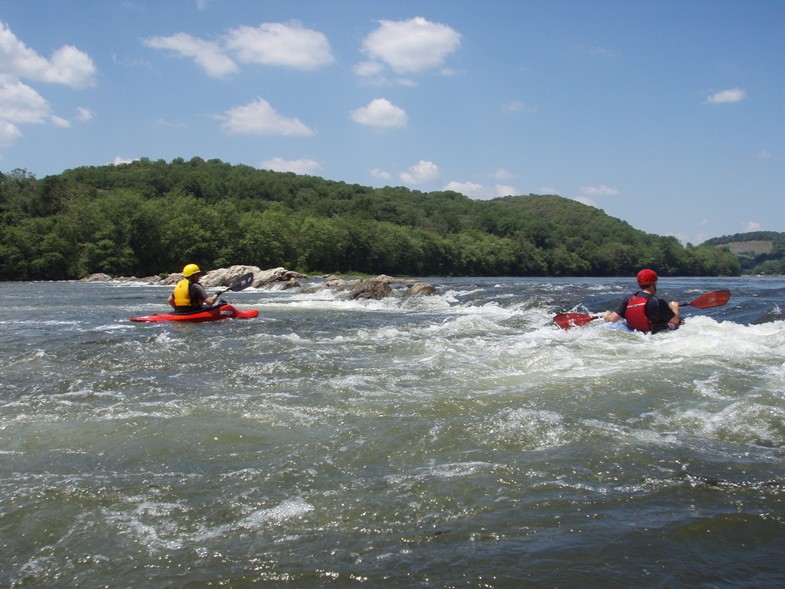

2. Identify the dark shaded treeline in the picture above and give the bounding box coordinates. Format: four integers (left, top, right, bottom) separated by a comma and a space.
0, 157, 740, 280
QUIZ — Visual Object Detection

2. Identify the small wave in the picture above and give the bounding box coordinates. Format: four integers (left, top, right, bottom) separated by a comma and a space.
103, 503, 188, 552
485, 408, 570, 450
669, 403, 785, 448
194, 498, 315, 541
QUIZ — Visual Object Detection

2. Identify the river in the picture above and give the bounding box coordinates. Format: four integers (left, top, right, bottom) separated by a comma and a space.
1, 276, 783, 588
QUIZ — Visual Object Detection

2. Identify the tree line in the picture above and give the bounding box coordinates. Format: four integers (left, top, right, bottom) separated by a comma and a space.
0, 157, 741, 280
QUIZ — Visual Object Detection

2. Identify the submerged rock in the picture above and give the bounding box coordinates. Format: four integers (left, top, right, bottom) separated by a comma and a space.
406, 283, 437, 296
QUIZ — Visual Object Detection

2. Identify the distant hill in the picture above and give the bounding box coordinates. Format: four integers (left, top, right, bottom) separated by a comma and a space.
702, 231, 785, 275
0, 158, 741, 280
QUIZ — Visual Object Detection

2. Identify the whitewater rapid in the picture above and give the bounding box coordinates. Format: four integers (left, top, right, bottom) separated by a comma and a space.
1, 276, 783, 587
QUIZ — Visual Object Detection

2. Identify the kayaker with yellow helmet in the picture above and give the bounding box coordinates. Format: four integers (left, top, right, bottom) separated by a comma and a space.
167, 263, 219, 312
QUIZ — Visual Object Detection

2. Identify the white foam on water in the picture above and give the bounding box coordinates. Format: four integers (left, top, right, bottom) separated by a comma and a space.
383, 461, 494, 485
485, 408, 570, 450
103, 502, 187, 552
194, 498, 315, 541
239, 497, 315, 527
420, 461, 494, 479
324, 373, 387, 397
662, 401, 785, 449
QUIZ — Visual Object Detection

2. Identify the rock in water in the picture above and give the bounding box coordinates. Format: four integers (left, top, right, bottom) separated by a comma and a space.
351, 280, 393, 300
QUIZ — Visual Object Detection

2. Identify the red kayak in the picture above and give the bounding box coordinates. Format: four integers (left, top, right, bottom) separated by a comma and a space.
130, 303, 259, 323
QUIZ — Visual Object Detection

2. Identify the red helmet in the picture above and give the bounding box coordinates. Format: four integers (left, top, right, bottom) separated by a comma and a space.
637, 269, 658, 287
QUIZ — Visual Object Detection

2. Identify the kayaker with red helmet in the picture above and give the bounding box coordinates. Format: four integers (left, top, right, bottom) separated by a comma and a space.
167, 264, 219, 312
603, 269, 681, 333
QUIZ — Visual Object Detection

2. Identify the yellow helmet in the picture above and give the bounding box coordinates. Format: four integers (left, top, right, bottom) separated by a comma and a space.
182, 263, 201, 277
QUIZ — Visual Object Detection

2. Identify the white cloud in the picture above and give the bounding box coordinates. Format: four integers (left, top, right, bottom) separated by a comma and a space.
502, 100, 535, 113
574, 196, 597, 207
706, 87, 746, 104
495, 184, 516, 197
41, 45, 98, 88
756, 150, 772, 159
0, 21, 94, 145
493, 168, 514, 181
353, 60, 385, 77
360, 17, 461, 75
400, 160, 440, 185
144, 22, 334, 77
437, 67, 461, 77
580, 45, 616, 58
50, 115, 70, 128
0, 20, 96, 88
370, 168, 392, 180
143, 32, 239, 78
225, 22, 334, 70
0, 120, 22, 147
350, 98, 407, 128
111, 156, 137, 165
745, 221, 762, 231
260, 157, 321, 175
0, 81, 51, 124
76, 106, 94, 122
154, 117, 188, 128
444, 180, 484, 197
443, 180, 518, 200
219, 98, 315, 136
581, 184, 619, 196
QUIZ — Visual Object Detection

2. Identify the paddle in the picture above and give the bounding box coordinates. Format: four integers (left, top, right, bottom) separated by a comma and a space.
553, 290, 731, 330
214, 272, 255, 298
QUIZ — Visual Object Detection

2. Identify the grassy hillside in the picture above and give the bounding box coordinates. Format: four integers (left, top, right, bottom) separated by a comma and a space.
703, 232, 785, 275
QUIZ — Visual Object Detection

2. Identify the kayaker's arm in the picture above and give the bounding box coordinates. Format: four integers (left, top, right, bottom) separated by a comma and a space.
604, 295, 629, 323
167, 293, 176, 309
190, 283, 219, 307
667, 301, 680, 327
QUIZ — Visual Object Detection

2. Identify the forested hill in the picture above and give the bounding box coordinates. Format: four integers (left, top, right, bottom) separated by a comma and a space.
702, 231, 785, 275
1, 157, 740, 280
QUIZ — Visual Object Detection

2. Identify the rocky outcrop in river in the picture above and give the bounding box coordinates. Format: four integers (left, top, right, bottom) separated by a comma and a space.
83, 267, 437, 300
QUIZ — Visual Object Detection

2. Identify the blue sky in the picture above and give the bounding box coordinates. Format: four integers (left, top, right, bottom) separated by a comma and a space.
1, 0, 783, 244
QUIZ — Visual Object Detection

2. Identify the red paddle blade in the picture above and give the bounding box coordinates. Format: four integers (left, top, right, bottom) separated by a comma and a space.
554, 313, 599, 330
684, 290, 731, 309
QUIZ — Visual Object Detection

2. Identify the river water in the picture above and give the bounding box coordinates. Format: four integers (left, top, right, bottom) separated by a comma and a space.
1, 276, 784, 588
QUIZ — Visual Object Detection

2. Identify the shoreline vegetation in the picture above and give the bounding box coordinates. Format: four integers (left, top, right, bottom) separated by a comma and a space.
2, 157, 780, 281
